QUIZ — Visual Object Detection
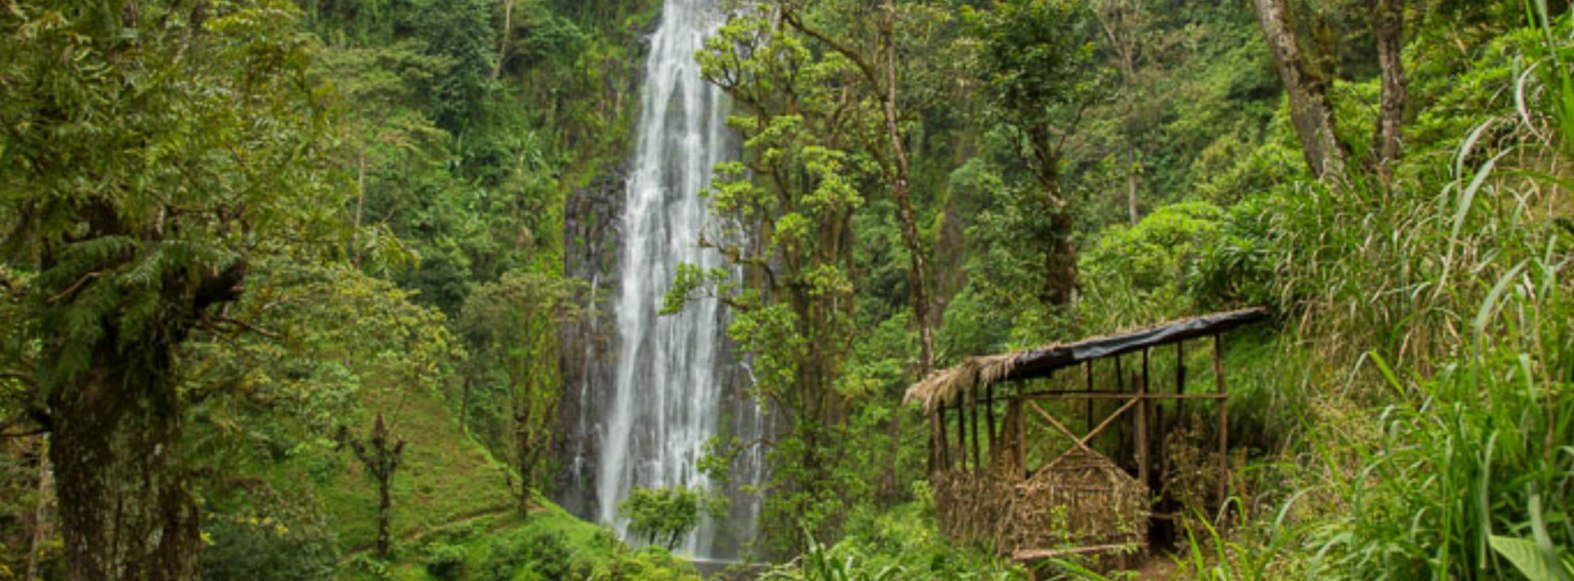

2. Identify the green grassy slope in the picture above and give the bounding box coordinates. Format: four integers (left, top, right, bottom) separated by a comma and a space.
253, 383, 697, 580
310, 387, 515, 556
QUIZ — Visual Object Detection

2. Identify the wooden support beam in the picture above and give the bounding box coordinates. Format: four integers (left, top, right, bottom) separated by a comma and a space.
1035, 397, 1142, 468
1021, 391, 1226, 400
928, 412, 941, 473
956, 395, 967, 472
1014, 388, 1026, 476
1137, 348, 1150, 491
1027, 401, 1096, 455
986, 383, 997, 452
1163, 340, 1183, 493
1084, 360, 1094, 431
1013, 544, 1142, 561
936, 398, 950, 469
1214, 333, 1229, 513
969, 384, 982, 474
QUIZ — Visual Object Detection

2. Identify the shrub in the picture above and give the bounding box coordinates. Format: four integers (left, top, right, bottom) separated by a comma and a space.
473, 527, 594, 581
474, 534, 529, 581
199, 514, 336, 581
424, 543, 466, 580
617, 486, 703, 550
524, 529, 575, 580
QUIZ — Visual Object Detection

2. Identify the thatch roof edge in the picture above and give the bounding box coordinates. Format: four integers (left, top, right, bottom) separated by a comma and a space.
905, 307, 1268, 415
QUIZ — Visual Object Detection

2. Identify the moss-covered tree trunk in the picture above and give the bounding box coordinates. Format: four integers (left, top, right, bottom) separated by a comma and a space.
1370, 0, 1406, 182
1251, 0, 1347, 179
49, 341, 200, 580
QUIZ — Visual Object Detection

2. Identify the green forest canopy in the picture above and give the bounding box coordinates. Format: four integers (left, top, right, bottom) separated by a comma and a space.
0, 0, 1571, 579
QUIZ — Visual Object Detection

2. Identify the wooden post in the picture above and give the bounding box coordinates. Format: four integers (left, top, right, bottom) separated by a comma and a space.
956, 395, 968, 472
936, 402, 950, 470
1014, 388, 1027, 476
969, 387, 982, 474
1084, 360, 1094, 431
986, 384, 997, 452
1214, 333, 1229, 514
1164, 341, 1183, 493
1137, 349, 1150, 491
928, 411, 939, 473
1113, 354, 1124, 456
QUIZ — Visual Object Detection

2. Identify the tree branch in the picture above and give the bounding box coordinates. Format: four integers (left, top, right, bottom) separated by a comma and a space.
780, 7, 883, 92
46, 272, 100, 304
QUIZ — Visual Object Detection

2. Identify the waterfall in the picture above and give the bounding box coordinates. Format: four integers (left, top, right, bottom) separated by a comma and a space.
593, 0, 764, 561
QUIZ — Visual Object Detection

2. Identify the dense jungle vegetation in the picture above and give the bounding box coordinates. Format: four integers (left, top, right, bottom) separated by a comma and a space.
1, 0, 1571, 579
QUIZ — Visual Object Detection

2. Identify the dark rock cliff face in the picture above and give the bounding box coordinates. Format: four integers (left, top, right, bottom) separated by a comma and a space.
556, 156, 628, 518
555, 14, 653, 517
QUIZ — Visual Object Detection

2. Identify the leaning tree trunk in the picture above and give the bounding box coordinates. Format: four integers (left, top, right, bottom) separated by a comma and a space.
880, 0, 932, 492
49, 341, 200, 580
1252, 0, 1347, 179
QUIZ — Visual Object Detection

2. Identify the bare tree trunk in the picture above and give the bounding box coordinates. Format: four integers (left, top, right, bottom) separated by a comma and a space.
376, 476, 393, 560
1126, 143, 1139, 225
879, 0, 933, 491
879, 0, 934, 377
1098, 0, 1144, 225
1371, 0, 1406, 182
493, 0, 515, 81
1252, 0, 1347, 179
340, 413, 403, 561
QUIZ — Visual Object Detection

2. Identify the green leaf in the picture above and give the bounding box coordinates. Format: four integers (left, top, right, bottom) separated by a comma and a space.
1490, 536, 1573, 581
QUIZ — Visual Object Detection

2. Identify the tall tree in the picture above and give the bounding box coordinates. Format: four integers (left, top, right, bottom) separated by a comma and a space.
459, 270, 585, 514
337, 413, 405, 561
1251, 0, 1409, 181
970, 0, 1105, 307
0, 0, 340, 576
777, 0, 939, 375
1096, 0, 1146, 224
775, 0, 956, 494
687, 9, 873, 550
1251, 0, 1348, 179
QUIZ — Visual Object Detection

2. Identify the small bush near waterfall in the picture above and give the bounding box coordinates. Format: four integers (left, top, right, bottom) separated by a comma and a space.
618, 486, 707, 550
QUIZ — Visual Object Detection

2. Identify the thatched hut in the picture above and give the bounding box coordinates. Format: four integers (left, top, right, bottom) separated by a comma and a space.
906, 308, 1267, 565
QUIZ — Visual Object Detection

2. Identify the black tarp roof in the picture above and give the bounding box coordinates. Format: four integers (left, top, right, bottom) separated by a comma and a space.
905, 307, 1269, 412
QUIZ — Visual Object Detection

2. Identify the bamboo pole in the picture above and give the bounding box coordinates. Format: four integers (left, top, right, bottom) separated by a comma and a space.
1214, 333, 1229, 513
937, 401, 949, 470
963, 384, 975, 472
1022, 392, 1225, 400
1164, 340, 1183, 493
1014, 386, 1027, 476
950, 388, 963, 472
1137, 348, 1150, 491
1084, 360, 1094, 431
986, 383, 997, 453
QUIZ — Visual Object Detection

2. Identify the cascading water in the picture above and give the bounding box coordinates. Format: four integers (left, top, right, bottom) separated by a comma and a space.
591, 0, 765, 561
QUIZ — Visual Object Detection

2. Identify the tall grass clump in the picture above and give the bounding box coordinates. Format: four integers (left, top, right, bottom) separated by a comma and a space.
1255, 4, 1574, 578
